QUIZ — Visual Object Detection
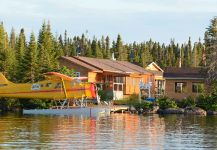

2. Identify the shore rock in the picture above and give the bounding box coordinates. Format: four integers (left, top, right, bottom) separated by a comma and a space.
207, 110, 217, 115
129, 106, 138, 114
140, 106, 159, 115
157, 108, 184, 114
184, 107, 206, 116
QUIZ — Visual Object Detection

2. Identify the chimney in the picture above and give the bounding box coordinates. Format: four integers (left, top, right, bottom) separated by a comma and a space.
202, 46, 206, 67
111, 53, 116, 61
179, 49, 182, 68
179, 58, 182, 68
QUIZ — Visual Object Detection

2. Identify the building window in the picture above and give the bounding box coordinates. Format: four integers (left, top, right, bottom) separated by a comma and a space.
175, 82, 187, 93
119, 84, 123, 91
75, 72, 80, 77
104, 75, 113, 82
114, 76, 124, 83
114, 84, 118, 91
155, 80, 165, 95
113, 83, 123, 91
192, 83, 204, 93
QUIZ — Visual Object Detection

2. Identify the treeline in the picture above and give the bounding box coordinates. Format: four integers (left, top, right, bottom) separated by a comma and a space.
204, 17, 217, 92
0, 21, 206, 83
0, 19, 213, 111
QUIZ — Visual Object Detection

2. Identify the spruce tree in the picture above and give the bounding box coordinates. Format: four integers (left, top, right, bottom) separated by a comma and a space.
85, 45, 92, 57
21, 32, 38, 82
0, 22, 5, 73
111, 41, 116, 58
96, 40, 103, 58
196, 38, 204, 66
133, 42, 140, 64
188, 37, 192, 67
15, 28, 26, 82
58, 34, 64, 49
53, 36, 64, 58
204, 17, 217, 85
192, 43, 198, 67
9, 28, 16, 50
37, 22, 56, 75
105, 36, 111, 59
64, 30, 69, 56
183, 38, 192, 67
179, 44, 185, 67
91, 39, 103, 58
156, 42, 162, 65
116, 34, 127, 60
151, 42, 158, 62
101, 36, 106, 58
69, 44, 76, 56
140, 44, 152, 67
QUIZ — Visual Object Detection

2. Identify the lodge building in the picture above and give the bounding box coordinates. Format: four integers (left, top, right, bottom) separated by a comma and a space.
59, 56, 206, 101
145, 62, 165, 98
59, 56, 164, 100
163, 67, 206, 100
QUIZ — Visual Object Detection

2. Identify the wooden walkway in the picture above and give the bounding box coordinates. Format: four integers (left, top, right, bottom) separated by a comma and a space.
110, 105, 129, 113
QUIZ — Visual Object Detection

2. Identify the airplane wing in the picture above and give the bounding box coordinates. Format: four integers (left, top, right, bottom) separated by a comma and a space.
44, 72, 88, 81
0, 73, 9, 85
44, 72, 73, 81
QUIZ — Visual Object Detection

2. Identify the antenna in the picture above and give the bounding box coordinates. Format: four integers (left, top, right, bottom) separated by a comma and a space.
179, 48, 182, 68
76, 46, 81, 56
111, 53, 116, 60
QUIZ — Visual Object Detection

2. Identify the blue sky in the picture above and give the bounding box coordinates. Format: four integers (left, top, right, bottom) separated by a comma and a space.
0, 0, 217, 44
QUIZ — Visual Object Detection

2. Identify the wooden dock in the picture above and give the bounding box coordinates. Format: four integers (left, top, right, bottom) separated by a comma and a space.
111, 105, 129, 113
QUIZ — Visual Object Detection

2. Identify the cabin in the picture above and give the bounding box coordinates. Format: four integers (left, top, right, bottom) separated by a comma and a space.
145, 62, 165, 98
59, 56, 155, 100
163, 67, 205, 100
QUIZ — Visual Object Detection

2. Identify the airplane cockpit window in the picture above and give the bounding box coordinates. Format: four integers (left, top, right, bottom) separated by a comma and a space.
71, 81, 75, 86
54, 83, 61, 89
46, 83, 52, 87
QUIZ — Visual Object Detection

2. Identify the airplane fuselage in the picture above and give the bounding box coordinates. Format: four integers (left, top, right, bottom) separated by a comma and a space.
0, 78, 96, 100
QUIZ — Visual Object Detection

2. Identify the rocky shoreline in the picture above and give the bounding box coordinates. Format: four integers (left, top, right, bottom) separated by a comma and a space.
127, 106, 216, 116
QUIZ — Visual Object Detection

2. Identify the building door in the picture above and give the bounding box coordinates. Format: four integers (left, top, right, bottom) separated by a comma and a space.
155, 80, 165, 97
113, 76, 124, 100
113, 83, 123, 100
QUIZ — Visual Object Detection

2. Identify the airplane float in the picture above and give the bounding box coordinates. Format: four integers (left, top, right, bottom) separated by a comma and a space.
0, 72, 96, 101
0, 72, 112, 116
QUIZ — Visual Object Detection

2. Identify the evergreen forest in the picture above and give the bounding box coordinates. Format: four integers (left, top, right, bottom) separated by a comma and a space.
0, 17, 217, 111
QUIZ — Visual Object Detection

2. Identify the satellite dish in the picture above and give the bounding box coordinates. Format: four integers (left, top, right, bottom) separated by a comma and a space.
76, 46, 81, 56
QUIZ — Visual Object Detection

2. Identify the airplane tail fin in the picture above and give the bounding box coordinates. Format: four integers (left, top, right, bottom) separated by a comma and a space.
0, 73, 9, 85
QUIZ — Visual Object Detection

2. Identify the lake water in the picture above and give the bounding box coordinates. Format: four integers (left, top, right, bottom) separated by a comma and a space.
0, 113, 216, 150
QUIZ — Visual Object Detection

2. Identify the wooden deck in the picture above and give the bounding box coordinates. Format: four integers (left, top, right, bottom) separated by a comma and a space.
111, 105, 129, 113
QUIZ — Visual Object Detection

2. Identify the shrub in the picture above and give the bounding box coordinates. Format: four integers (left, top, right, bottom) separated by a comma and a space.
127, 94, 140, 104
157, 96, 177, 110
98, 90, 113, 101
132, 101, 153, 111
19, 99, 52, 109
113, 94, 140, 105
113, 99, 130, 105
196, 93, 217, 111
177, 97, 195, 108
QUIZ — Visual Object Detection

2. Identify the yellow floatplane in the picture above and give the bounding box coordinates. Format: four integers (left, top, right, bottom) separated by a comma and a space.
0, 72, 96, 100
0, 72, 110, 116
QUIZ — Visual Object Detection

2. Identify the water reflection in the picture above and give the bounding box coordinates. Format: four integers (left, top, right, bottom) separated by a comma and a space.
0, 113, 216, 149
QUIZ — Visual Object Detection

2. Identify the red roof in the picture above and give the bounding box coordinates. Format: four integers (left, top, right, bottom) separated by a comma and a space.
60, 56, 150, 75
163, 67, 206, 79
